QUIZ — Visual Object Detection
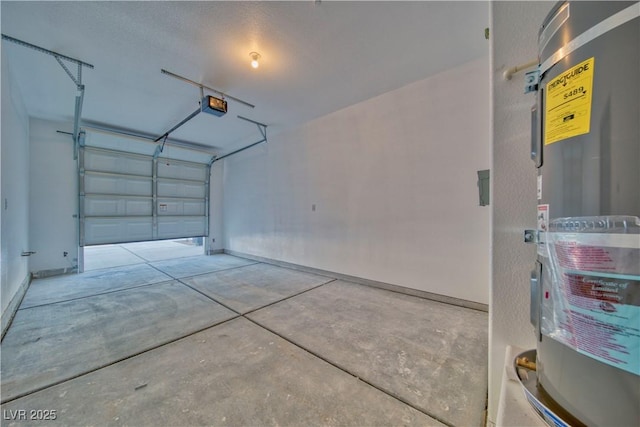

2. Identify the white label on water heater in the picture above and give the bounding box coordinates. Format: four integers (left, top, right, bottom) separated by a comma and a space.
537, 204, 549, 232
537, 175, 542, 200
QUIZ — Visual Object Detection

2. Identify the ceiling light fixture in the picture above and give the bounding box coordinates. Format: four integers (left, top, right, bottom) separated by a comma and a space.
250, 52, 261, 69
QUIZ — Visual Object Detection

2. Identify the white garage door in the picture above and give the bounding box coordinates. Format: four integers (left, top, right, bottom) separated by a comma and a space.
79, 131, 211, 246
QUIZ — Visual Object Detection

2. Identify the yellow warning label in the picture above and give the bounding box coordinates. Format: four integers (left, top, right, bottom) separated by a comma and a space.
544, 57, 595, 145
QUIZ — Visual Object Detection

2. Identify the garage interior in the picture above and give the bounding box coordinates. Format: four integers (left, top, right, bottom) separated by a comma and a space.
2, 2, 558, 426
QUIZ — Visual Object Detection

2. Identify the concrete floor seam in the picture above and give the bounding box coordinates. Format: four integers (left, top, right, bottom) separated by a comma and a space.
174, 276, 336, 317
173, 271, 457, 427
240, 278, 337, 316
176, 280, 243, 315
16, 279, 176, 311
146, 259, 261, 281
9, 258, 333, 403
3, 277, 337, 407
119, 244, 152, 262
0, 315, 242, 405
243, 315, 456, 427
167, 277, 455, 423
176, 273, 455, 427
4, 254, 485, 425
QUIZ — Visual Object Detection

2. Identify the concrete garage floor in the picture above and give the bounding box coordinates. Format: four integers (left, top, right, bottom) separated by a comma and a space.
83, 240, 205, 271
1, 254, 488, 426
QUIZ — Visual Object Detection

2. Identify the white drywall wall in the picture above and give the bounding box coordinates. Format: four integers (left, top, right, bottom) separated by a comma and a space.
28, 118, 78, 274
222, 57, 491, 305
488, 2, 552, 424
1, 48, 31, 320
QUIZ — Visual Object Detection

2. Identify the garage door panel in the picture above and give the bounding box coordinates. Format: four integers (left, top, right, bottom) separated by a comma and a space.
84, 217, 153, 245
157, 180, 205, 199
84, 150, 152, 176
157, 200, 205, 216
85, 173, 152, 196
182, 200, 206, 216
157, 217, 206, 240
158, 162, 207, 181
80, 141, 209, 247
85, 197, 152, 216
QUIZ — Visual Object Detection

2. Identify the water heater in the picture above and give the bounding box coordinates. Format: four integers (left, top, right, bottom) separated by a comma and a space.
528, 1, 639, 426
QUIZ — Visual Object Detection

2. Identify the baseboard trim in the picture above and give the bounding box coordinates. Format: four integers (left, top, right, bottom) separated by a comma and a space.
207, 249, 225, 255
1, 273, 32, 341
32, 266, 78, 279
223, 249, 488, 312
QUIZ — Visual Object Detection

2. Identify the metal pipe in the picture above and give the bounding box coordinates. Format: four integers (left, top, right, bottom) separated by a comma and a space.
1, 34, 94, 69
503, 59, 538, 80
161, 69, 255, 109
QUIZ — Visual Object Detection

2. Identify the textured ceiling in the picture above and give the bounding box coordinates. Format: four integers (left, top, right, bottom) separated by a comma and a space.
1, 1, 489, 153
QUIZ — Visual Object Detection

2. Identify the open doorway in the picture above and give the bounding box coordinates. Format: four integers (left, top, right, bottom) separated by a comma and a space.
83, 238, 204, 271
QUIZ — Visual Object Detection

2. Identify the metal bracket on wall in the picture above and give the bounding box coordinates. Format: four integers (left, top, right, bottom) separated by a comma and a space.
1, 34, 94, 160
523, 229, 539, 244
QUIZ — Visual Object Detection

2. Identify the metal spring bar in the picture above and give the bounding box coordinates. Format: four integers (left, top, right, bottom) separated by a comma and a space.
212, 115, 268, 163
154, 107, 202, 143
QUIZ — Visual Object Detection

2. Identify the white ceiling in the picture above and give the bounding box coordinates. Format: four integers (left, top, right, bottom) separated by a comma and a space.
1, 1, 489, 154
